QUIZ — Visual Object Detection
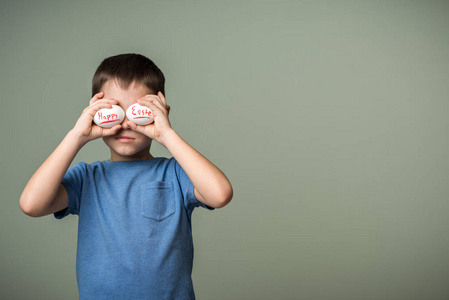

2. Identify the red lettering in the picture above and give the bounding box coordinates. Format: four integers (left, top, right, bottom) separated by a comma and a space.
131, 105, 152, 118
97, 112, 120, 124
106, 114, 117, 121
97, 113, 118, 120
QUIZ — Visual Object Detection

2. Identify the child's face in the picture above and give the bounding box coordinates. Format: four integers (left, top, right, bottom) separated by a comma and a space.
101, 79, 154, 161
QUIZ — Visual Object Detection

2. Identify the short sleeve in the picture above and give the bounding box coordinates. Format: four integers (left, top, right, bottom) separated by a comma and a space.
54, 162, 86, 219
172, 158, 214, 213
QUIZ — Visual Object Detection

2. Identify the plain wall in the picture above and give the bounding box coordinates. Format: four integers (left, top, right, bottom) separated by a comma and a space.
1, 0, 449, 299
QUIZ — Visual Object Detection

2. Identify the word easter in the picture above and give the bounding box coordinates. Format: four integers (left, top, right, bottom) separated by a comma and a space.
93, 105, 125, 128
126, 103, 154, 125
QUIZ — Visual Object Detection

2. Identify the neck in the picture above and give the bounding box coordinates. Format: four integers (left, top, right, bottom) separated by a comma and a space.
109, 150, 154, 162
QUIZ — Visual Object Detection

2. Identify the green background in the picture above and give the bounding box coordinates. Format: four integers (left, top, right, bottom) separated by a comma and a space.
2, 0, 449, 299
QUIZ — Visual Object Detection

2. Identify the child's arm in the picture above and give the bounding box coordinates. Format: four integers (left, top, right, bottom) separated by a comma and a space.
127, 92, 233, 209
163, 130, 233, 208
20, 93, 121, 217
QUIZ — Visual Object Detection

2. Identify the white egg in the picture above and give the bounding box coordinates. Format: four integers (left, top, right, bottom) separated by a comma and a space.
93, 105, 125, 128
126, 103, 154, 125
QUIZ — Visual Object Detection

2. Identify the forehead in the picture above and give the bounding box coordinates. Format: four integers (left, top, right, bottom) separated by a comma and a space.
102, 79, 153, 105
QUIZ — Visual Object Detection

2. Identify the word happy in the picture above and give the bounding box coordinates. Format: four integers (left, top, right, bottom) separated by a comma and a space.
97, 112, 119, 124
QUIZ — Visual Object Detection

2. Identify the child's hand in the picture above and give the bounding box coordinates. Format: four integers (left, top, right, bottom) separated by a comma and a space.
126, 92, 172, 146
72, 92, 122, 144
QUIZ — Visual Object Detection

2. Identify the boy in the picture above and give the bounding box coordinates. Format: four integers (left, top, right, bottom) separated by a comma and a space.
20, 53, 233, 299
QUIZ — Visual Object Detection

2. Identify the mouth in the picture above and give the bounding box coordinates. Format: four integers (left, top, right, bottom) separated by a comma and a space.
116, 136, 135, 143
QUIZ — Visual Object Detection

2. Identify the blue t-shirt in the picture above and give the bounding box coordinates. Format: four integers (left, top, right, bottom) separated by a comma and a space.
54, 157, 213, 299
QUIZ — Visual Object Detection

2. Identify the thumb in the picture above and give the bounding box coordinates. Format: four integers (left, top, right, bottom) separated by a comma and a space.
126, 121, 146, 134
102, 124, 122, 136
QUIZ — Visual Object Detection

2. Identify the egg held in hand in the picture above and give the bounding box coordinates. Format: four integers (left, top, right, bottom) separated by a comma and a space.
126, 103, 154, 125
93, 105, 125, 128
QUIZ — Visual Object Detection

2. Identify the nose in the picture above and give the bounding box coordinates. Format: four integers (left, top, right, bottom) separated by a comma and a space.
121, 115, 131, 129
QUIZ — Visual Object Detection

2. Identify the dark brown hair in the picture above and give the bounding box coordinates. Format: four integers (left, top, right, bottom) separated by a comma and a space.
92, 53, 165, 96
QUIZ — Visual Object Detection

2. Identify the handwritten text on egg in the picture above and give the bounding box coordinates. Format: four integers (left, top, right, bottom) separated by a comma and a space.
131, 106, 152, 119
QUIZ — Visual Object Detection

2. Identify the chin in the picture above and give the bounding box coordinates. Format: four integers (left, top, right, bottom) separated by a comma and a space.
103, 137, 152, 161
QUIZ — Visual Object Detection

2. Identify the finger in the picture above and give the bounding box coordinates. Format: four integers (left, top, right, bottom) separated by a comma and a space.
84, 100, 119, 118
138, 98, 167, 115
146, 102, 166, 119
87, 99, 119, 112
85, 99, 118, 114
102, 124, 122, 136
86, 101, 114, 115
140, 94, 164, 107
89, 92, 105, 106
126, 120, 147, 134
90, 98, 118, 107
157, 91, 167, 107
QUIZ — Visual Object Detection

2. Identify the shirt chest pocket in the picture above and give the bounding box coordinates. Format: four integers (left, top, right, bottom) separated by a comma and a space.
140, 181, 175, 222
